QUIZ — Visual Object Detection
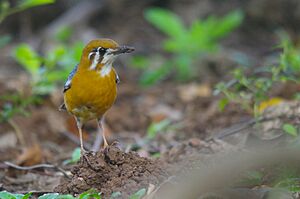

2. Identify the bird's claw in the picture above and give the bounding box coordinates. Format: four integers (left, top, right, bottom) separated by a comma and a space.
80, 149, 95, 169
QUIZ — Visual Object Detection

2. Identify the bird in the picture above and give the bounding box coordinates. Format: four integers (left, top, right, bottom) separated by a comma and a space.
59, 38, 134, 155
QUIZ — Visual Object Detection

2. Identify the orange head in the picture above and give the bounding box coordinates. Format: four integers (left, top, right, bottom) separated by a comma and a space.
79, 38, 134, 71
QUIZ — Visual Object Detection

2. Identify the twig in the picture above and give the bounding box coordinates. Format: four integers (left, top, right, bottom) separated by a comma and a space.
210, 115, 299, 141
8, 118, 26, 147
208, 116, 284, 141
4, 161, 71, 179
212, 119, 256, 140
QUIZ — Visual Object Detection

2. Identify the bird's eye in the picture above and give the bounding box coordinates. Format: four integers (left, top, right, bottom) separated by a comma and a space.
90, 47, 107, 58
97, 47, 107, 56
98, 47, 106, 52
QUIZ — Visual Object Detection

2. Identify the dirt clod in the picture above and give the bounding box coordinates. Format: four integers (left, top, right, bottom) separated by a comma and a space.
54, 146, 167, 198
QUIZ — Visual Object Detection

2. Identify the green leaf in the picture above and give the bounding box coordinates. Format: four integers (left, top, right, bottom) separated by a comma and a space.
283, 124, 298, 137
145, 8, 186, 39
39, 193, 59, 199
188, 21, 217, 53
174, 55, 193, 81
55, 26, 72, 42
38, 193, 75, 199
0, 1, 10, 22
32, 82, 55, 95
129, 188, 146, 199
130, 56, 149, 69
211, 10, 243, 39
151, 152, 161, 158
46, 70, 69, 82
275, 178, 300, 192
0, 93, 40, 122
0, 191, 15, 199
0, 191, 31, 199
18, 0, 55, 9
78, 189, 101, 199
56, 195, 75, 199
147, 119, 171, 139
59, 42, 84, 67
13, 44, 41, 75
0, 1, 10, 11
218, 98, 229, 111
140, 62, 172, 86
22, 193, 32, 199
240, 170, 264, 186
63, 147, 81, 164
45, 46, 66, 68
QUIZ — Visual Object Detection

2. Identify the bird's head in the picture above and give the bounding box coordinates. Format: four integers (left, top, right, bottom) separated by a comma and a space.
80, 39, 134, 71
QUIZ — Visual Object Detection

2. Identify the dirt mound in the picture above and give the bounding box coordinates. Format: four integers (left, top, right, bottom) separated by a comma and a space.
54, 146, 168, 198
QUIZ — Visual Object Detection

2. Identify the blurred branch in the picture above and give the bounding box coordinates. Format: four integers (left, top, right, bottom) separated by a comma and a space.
0, 0, 55, 24
155, 148, 300, 198
41, 0, 106, 39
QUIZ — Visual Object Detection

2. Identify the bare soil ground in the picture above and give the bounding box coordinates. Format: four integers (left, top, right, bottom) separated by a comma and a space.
54, 146, 167, 198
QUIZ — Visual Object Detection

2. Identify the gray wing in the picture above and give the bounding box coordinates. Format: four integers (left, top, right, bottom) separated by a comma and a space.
59, 64, 78, 111
116, 73, 120, 84
63, 64, 78, 93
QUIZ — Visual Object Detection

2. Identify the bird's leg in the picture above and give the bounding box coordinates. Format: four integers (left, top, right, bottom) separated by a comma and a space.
75, 118, 93, 166
98, 118, 109, 148
75, 118, 86, 154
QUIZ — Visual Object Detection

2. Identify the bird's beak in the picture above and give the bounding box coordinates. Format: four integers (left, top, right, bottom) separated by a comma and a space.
111, 46, 135, 55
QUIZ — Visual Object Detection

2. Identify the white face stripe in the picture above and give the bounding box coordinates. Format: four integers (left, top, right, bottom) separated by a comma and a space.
88, 52, 95, 60
101, 49, 116, 64
100, 49, 119, 77
89, 50, 100, 70
88, 47, 119, 76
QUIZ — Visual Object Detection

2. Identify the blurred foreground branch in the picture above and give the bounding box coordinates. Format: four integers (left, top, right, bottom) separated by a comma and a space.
153, 147, 300, 199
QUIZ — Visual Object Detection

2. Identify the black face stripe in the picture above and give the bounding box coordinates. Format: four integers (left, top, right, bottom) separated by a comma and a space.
91, 47, 107, 54
89, 47, 107, 62
97, 47, 107, 57
90, 47, 107, 57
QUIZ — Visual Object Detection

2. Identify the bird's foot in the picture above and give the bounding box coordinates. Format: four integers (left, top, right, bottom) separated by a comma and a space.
100, 144, 109, 155
80, 149, 95, 169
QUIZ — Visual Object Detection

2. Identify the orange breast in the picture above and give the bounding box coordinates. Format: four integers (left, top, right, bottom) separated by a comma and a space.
64, 68, 117, 121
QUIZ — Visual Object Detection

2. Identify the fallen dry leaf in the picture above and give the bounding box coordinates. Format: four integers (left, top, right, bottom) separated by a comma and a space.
16, 143, 43, 166
178, 83, 212, 102
149, 104, 182, 122
258, 97, 284, 113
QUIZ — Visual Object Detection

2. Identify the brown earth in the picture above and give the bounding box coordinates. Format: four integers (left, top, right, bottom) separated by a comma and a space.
54, 145, 168, 198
